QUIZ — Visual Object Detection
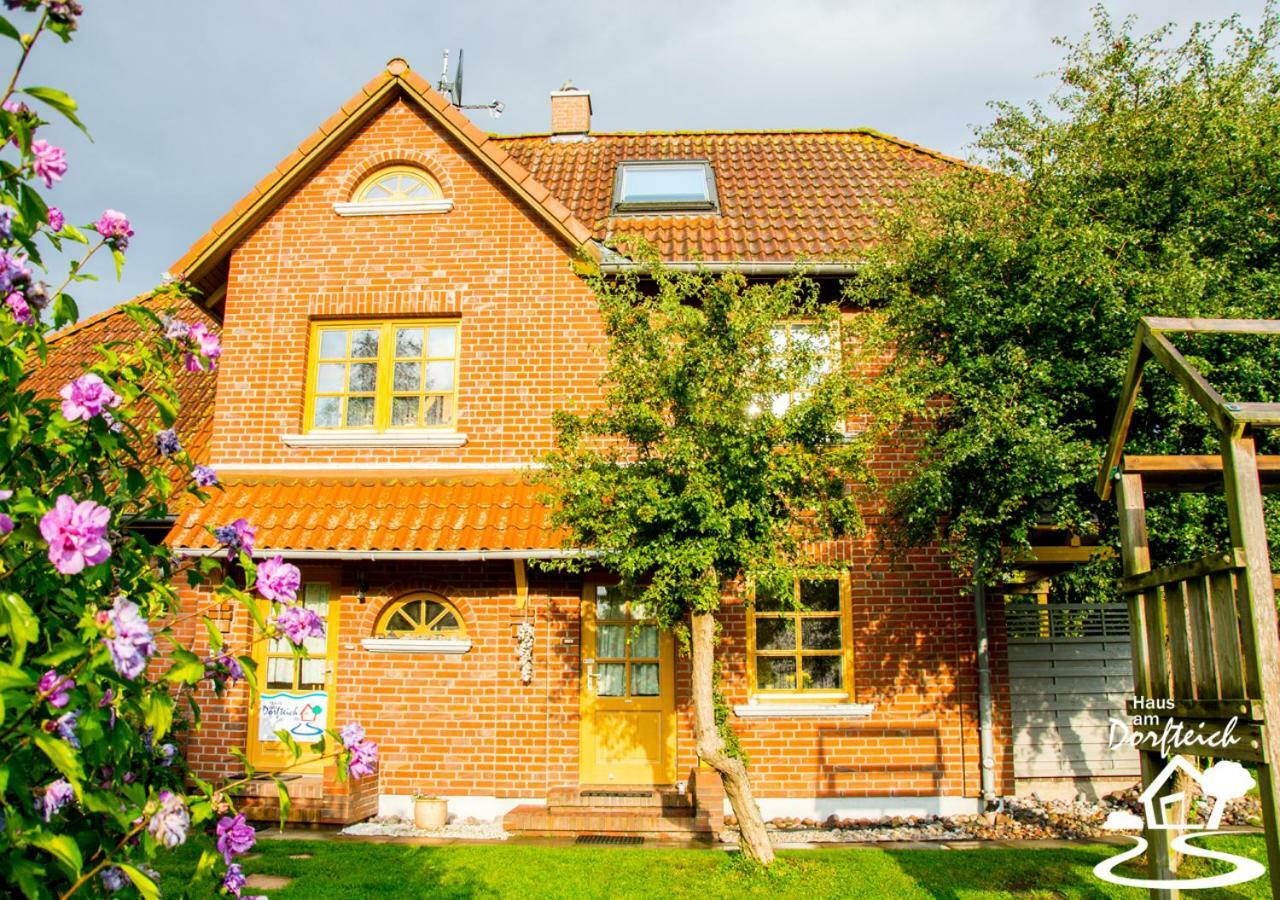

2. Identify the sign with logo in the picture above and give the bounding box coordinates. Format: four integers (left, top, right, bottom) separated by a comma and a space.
257, 691, 327, 743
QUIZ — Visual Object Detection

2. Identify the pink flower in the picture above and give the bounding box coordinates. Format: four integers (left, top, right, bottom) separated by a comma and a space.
38, 669, 75, 708
215, 814, 256, 863
347, 738, 378, 779
5, 291, 30, 324
93, 209, 132, 250
184, 321, 221, 372
30, 139, 67, 189
257, 555, 301, 603
214, 517, 255, 556
46, 207, 63, 232
59, 373, 121, 422
274, 605, 323, 646
39, 495, 111, 574
104, 597, 156, 680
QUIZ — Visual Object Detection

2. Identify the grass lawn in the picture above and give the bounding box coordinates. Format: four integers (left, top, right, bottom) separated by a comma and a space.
153, 833, 1272, 899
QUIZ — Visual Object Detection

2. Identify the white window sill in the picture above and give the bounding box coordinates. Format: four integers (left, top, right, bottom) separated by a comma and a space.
362, 638, 472, 654
333, 199, 453, 217
733, 702, 875, 719
281, 431, 468, 448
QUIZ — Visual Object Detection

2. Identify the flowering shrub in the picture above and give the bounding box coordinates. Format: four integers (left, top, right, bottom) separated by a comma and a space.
0, 6, 377, 898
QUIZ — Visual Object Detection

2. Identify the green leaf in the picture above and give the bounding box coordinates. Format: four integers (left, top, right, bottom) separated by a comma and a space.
0, 15, 21, 43
275, 776, 291, 829
30, 832, 82, 877
111, 246, 125, 280
52, 292, 77, 328
166, 647, 205, 684
59, 222, 88, 244
202, 616, 223, 653
275, 729, 302, 761
0, 592, 39, 659
33, 732, 83, 783
151, 392, 178, 427
21, 86, 89, 137
119, 864, 160, 900
0, 660, 34, 691
142, 692, 174, 740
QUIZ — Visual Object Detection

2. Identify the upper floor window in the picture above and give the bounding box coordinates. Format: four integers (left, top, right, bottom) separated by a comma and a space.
748, 575, 852, 696
334, 166, 451, 217
612, 160, 718, 213
305, 319, 458, 432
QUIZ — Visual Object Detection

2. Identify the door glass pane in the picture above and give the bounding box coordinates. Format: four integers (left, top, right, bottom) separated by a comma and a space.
800, 579, 840, 612
801, 617, 841, 650
425, 360, 454, 391
316, 363, 344, 392
395, 328, 424, 357
631, 625, 658, 658
756, 656, 796, 690
632, 663, 659, 696
596, 663, 625, 697
802, 655, 843, 690
595, 587, 624, 620
266, 657, 294, 690
755, 616, 796, 651
391, 396, 419, 426
313, 397, 340, 428
299, 658, 326, 690
346, 397, 374, 426
597, 624, 625, 659
348, 363, 377, 392
350, 329, 379, 358
319, 329, 347, 359
427, 326, 456, 358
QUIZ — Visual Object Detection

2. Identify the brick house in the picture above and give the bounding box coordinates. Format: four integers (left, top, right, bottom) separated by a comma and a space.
38, 59, 1030, 837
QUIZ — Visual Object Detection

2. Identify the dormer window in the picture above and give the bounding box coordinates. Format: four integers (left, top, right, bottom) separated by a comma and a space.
612, 160, 717, 214
333, 165, 453, 217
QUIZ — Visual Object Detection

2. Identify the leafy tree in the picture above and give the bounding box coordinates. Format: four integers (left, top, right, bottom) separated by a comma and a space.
539, 246, 873, 864
852, 5, 1280, 583
0, 6, 378, 897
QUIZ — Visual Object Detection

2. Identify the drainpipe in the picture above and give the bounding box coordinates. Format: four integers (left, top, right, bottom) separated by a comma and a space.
973, 574, 997, 807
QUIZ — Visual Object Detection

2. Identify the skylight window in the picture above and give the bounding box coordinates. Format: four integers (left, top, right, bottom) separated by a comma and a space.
612, 160, 717, 213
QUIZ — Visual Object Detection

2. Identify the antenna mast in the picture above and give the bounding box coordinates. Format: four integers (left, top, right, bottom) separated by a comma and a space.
435, 48, 504, 118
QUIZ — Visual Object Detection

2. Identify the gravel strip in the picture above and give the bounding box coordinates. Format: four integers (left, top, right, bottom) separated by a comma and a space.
342, 815, 509, 840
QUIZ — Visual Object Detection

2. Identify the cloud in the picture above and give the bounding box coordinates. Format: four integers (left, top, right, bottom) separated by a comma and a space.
1102, 810, 1144, 831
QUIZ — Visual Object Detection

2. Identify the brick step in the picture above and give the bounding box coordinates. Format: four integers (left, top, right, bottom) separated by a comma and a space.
545, 786, 691, 810
503, 804, 714, 838
233, 774, 324, 800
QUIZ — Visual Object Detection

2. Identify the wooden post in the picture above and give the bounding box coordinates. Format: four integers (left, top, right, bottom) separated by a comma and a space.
1220, 431, 1280, 899
1115, 472, 1180, 900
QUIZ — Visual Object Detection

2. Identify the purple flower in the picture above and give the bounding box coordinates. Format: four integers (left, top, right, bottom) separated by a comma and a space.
0, 250, 30, 293
205, 651, 244, 686
59, 373, 121, 422
53, 709, 79, 748
193, 464, 219, 487
214, 517, 256, 556
2, 97, 29, 116
185, 321, 221, 372
43, 0, 82, 28
24, 280, 48, 310
215, 813, 256, 864
38, 669, 74, 708
147, 790, 189, 848
39, 495, 111, 574
100, 867, 127, 893
162, 316, 190, 341
154, 428, 181, 457
94, 209, 133, 250
339, 723, 365, 748
158, 742, 177, 766
35, 778, 73, 822
5, 291, 30, 324
257, 555, 301, 603
46, 206, 63, 232
0, 488, 12, 537
222, 863, 246, 895
99, 686, 117, 728
347, 738, 379, 779
103, 596, 156, 680
274, 603, 323, 646
30, 139, 67, 189
0, 205, 14, 241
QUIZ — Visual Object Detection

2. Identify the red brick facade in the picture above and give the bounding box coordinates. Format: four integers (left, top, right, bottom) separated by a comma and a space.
164, 66, 1012, 823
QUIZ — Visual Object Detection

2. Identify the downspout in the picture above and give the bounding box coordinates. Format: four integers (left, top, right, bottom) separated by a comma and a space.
973, 574, 998, 808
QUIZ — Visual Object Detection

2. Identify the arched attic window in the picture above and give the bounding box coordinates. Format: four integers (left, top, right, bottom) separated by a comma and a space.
334, 165, 453, 217
361, 592, 472, 654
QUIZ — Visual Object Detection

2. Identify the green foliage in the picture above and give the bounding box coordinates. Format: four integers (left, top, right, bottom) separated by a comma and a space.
538, 242, 875, 621
712, 661, 746, 763
853, 5, 1280, 583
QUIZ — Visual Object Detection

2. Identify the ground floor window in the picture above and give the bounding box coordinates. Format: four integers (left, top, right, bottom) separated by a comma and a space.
374, 592, 466, 639
747, 574, 853, 696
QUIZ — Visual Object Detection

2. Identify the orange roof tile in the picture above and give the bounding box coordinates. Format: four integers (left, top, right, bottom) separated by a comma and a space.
166, 475, 566, 555
494, 130, 961, 263
25, 293, 219, 473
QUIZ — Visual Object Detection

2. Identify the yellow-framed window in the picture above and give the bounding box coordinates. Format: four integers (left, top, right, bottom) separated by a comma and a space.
747, 575, 853, 696
264, 583, 332, 691
353, 165, 442, 203
767, 322, 836, 415
374, 593, 467, 638
305, 319, 460, 431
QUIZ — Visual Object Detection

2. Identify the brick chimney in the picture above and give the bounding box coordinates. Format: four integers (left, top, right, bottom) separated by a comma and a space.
550, 81, 591, 138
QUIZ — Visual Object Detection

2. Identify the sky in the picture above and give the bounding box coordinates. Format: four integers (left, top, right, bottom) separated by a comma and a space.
13, 0, 1261, 319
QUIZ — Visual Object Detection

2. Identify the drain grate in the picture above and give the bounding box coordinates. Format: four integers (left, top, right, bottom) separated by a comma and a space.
580, 790, 651, 799
575, 834, 644, 845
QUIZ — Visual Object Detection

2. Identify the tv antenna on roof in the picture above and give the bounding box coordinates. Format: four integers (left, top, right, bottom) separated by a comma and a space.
438, 49, 504, 119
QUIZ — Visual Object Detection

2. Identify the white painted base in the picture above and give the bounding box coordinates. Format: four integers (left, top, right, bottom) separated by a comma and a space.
741, 796, 982, 820
378, 794, 542, 823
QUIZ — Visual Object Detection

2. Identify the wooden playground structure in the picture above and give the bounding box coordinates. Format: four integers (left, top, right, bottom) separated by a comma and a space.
1098, 317, 1280, 897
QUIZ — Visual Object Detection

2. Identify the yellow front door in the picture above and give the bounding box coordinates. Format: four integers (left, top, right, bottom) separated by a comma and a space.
579, 584, 677, 784
247, 583, 339, 771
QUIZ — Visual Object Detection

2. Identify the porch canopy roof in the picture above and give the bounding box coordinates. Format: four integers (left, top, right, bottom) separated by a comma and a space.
166, 473, 575, 560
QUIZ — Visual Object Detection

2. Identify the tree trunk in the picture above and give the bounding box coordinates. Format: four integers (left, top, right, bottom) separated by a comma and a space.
689, 610, 774, 865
